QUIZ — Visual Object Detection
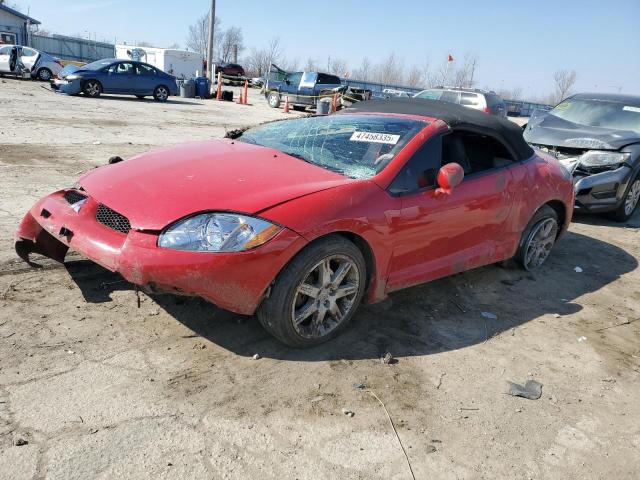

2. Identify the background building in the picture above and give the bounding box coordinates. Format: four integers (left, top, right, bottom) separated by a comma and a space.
0, 3, 39, 45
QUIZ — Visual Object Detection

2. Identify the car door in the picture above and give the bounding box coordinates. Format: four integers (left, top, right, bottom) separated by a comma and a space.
386, 130, 516, 292
106, 61, 136, 93
134, 63, 158, 94
298, 72, 317, 105
281, 72, 302, 102
19, 47, 39, 71
0, 45, 11, 72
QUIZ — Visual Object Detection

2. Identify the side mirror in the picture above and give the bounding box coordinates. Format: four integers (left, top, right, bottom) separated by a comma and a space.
436, 163, 464, 194
285, 79, 291, 85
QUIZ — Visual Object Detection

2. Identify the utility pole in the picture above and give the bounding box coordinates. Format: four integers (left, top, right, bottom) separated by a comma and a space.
206, 0, 216, 79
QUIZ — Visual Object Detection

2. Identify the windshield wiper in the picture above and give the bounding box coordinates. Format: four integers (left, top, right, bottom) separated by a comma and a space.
280, 150, 345, 175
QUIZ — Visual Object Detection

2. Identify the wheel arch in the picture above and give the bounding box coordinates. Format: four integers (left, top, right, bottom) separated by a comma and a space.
543, 200, 568, 237
273, 231, 377, 299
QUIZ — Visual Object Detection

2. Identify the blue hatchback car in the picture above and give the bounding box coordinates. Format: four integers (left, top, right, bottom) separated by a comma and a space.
51, 58, 178, 102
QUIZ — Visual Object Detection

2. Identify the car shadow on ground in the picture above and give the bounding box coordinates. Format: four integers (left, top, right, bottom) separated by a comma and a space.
87, 95, 203, 106
572, 210, 640, 229
65, 231, 637, 361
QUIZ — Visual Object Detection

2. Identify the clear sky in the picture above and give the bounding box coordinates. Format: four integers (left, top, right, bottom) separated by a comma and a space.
13, 0, 640, 97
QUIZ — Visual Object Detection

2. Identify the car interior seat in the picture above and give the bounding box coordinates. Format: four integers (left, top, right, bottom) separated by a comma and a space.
442, 134, 472, 174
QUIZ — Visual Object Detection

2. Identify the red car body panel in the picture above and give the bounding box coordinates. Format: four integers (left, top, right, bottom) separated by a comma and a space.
15, 112, 574, 315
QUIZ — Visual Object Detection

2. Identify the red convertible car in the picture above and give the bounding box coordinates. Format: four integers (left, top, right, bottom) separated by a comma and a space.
15, 99, 574, 347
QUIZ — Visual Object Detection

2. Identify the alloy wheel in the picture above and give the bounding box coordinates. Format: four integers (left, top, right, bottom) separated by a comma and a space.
85, 81, 100, 97
38, 69, 51, 81
624, 179, 640, 216
523, 218, 558, 270
156, 87, 168, 101
269, 93, 279, 107
291, 254, 360, 339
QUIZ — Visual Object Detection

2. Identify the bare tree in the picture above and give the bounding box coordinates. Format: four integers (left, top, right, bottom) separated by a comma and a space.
451, 52, 478, 88
375, 53, 403, 85
219, 26, 244, 63
352, 57, 372, 81
406, 65, 423, 88
553, 69, 577, 103
304, 57, 320, 71
243, 37, 283, 77
137, 41, 153, 47
167, 43, 181, 50
328, 57, 347, 76
186, 13, 220, 57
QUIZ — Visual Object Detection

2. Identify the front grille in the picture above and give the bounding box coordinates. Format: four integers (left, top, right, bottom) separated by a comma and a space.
63, 190, 87, 205
96, 204, 131, 234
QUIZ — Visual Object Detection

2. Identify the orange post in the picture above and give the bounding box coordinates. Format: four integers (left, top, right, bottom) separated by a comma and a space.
216, 71, 222, 100
283, 95, 290, 113
331, 93, 338, 113
243, 79, 249, 104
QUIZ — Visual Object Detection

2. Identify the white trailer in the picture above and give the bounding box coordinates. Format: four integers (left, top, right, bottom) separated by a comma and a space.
115, 45, 202, 79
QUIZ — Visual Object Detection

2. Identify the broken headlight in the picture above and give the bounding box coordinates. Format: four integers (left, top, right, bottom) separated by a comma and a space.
579, 151, 630, 168
158, 213, 281, 252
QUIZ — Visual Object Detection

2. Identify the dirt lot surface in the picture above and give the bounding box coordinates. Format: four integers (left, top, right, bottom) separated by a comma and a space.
1, 78, 639, 480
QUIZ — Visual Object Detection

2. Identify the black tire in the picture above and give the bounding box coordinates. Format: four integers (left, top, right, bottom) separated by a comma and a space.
37, 68, 52, 81
267, 91, 280, 108
257, 236, 366, 348
83, 80, 102, 98
514, 205, 559, 271
135, 95, 145, 100
292, 105, 306, 112
153, 85, 170, 102
608, 173, 640, 222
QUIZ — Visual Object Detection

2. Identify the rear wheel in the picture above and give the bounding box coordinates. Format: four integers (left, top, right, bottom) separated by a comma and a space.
515, 205, 559, 271
37, 68, 52, 81
153, 85, 169, 102
267, 91, 280, 108
609, 175, 640, 222
257, 236, 366, 348
83, 80, 102, 98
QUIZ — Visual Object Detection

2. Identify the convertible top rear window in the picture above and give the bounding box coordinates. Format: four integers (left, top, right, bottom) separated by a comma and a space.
239, 114, 426, 179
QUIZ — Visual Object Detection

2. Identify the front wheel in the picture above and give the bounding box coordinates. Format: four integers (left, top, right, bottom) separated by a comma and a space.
153, 85, 169, 102
515, 205, 559, 271
267, 91, 280, 108
83, 80, 102, 98
257, 236, 366, 348
609, 175, 640, 222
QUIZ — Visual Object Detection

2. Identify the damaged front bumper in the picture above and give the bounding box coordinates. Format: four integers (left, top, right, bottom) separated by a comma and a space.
572, 164, 634, 213
15, 190, 307, 315
50, 78, 82, 95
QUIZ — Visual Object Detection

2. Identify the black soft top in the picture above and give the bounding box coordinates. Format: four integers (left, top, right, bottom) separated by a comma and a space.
345, 97, 534, 161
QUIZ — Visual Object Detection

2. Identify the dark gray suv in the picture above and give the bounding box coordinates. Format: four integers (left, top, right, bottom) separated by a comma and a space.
524, 93, 640, 222
413, 87, 507, 117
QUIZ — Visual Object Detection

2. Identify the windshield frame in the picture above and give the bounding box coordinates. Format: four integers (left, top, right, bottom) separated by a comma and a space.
238, 113, 428, 180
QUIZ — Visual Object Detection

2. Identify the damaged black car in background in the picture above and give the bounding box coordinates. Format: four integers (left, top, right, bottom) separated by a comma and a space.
524, 93, 640, 221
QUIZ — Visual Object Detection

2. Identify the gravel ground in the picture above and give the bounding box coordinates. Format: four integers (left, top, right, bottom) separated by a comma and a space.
0, 77, 639, 480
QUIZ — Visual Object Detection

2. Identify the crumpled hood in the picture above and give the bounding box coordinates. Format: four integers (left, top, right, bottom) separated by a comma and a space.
524, 113, 640, 150
79, 139, 350, 230
58, 65, 79, 79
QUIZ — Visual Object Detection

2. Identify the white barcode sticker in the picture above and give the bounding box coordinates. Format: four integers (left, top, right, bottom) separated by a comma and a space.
350, 131, 400, 145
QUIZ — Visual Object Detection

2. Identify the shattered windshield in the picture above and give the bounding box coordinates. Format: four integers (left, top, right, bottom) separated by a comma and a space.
239, 114, 426, 179
550, 98, 640, 135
